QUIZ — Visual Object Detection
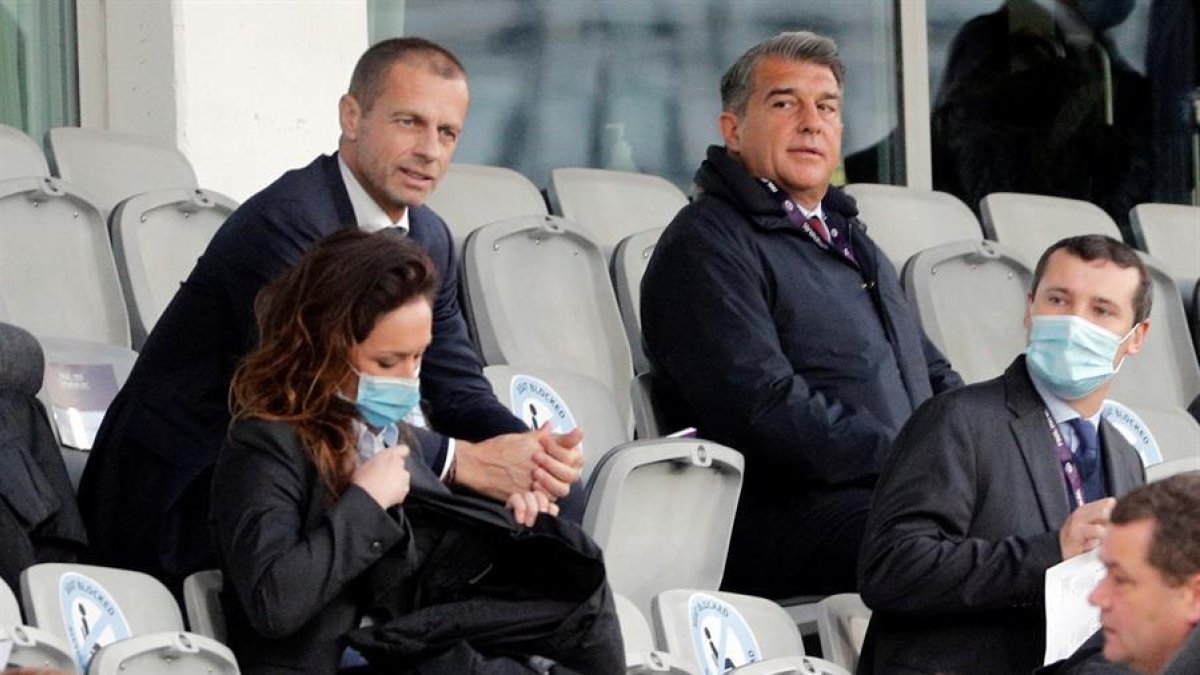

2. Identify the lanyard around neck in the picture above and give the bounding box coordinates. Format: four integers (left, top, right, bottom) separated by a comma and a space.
1043, 408, 1087, 510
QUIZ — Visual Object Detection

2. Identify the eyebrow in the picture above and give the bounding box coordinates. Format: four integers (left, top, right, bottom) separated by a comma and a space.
763, 87, 842, 101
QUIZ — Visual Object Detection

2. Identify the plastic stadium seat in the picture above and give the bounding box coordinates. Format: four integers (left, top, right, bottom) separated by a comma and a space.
815, 594, 871, 672
482, 365, 630, 516
1129, 203, 1200, 308
650, 589, 851, 675
1106, 254, 1200, 412
182, 570, 227, 643
614, 593, 691, 674
903, 240, 1033, 384
462, 215, 634, 430
549, 167, 688, 259
46, 127, 198, 218
980, 192, 1123, 268
1116, 406, 1200, 482
612, 227, 663, 374
0, 176, 130, 347
423, 162, 547, 251
842, 183, 984, 271
0, 124, 50, 180
21, 562, 238, 674
583, 439, 743, 616
0, 578, 76, 672
110, 187, 238, 348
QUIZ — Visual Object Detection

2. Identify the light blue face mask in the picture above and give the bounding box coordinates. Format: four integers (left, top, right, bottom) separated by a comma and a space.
1026, 314, 1137, 400
352, 370, 421, 428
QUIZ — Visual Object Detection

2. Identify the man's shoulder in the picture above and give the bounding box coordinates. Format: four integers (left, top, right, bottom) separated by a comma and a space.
908, 368, 1011, 428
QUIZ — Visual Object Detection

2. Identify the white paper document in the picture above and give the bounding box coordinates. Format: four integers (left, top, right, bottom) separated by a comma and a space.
1044, 548, 1106, 665
0, 638, 12, 667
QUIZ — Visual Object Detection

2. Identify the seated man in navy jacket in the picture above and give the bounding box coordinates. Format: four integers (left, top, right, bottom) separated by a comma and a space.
640, 31, 962, 598
77, 37, 584, 593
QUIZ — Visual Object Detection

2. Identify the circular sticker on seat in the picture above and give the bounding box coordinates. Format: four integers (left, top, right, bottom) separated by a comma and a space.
688, 592, 762, 674
510, 374, 577, 434
59, 572, 131, 671
1102, 400, 1162, 467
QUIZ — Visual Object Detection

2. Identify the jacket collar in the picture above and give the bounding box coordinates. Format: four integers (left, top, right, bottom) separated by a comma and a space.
693, 145, 858, 231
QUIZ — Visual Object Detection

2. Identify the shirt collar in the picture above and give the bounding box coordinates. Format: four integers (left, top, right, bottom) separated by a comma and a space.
351, 419, 400, 464
338, 154, 410, 234
796, 201, 824, 223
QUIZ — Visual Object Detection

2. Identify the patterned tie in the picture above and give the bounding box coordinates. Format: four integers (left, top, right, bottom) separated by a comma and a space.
1067, 418, 1101, 482
806, 215, 831, 244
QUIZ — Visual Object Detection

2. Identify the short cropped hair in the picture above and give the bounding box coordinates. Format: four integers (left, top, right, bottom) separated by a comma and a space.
720, 31, 844, 116
1031, 234, 1152, 325
1111, 472, 1200, 586
348, 37, 466, 113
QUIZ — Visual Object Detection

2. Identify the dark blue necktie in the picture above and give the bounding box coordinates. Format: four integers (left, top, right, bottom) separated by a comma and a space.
1068, 418, 1104, 502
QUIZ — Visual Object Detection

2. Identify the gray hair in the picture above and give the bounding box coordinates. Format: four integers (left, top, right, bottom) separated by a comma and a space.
720, 31, 844, 116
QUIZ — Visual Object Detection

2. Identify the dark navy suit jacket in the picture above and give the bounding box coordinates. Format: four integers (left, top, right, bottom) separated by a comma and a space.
78, 154, 526, 588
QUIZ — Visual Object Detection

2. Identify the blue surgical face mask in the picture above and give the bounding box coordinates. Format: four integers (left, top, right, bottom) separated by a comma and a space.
351, 369, 421, 428
1026, 314, 1137, 400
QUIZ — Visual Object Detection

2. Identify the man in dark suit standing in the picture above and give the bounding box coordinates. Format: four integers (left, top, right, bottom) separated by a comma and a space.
857, 234, 1151, 674
77, 37, 584, 593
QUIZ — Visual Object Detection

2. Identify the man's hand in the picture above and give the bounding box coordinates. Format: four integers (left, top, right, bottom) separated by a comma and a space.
506, 490, 559, 527
1059, 497, 1116, 559
351, 445, 411, 509
454, 423, 585, 502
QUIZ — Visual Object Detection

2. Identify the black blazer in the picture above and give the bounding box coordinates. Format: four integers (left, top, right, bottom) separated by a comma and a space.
857, 356, 1146, 675
78, 154, 525, 588
213, 417, 447, 674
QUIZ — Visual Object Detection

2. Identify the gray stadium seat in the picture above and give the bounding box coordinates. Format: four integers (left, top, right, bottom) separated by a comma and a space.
842, 183, 983, 271
182, 570, 226, 643
1129, 203, 1200, 308
1106, 254, 1200, 412
903, 240, 1033, 384
980, 192, 1123, 268
46, 127, 199, 218
0, 176, 130, 347
650, 589, 852, 675
20, 562, 239, 674
0, 124, 50, 180
110, 187, 238, 348
1113, 406, 1200, 482
815, 594, 871, 672
582, 439, 743, 616
482, 364, 630, 486
549, 167, 688, 259
423, 162, 547, 251
462, 215, 634, 430
612, 227, 663, 374
0, 578, 76, 672
614, 592, 690, 674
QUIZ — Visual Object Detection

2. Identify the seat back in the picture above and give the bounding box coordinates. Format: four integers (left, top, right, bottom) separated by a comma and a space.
981, 192, 1123, 267
463, 215, 634, 428
815, 593, 871, 672
651, 589, 805, 670
110, 188, 237, 348
612, 227, 663, 374
1106, 254, 1200, 411
424, 163, 547, 250
0, 177, 130, 347
615, 592, 689, 673
182, 570, 226, 643
842, 183, 983, 270
87, 632, 239, 675
549, 168, 687, 259
20, 563, 184, 671
1103, 403, 1200, 480
482, 365, 631, 483
903, 240, 1032, 384
0, 124, 50, 180
583, 439, 743, 616
46, 127, 198, 218
1130, 203, 1200, 310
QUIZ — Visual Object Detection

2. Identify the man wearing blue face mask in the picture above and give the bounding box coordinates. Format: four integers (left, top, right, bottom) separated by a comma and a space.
856, 234, 1151, 675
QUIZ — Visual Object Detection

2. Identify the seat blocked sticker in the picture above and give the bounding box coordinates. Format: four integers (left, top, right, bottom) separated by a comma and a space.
688, 592, 762, 674
510, 374, 578, 434
59, 572, 131, 671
